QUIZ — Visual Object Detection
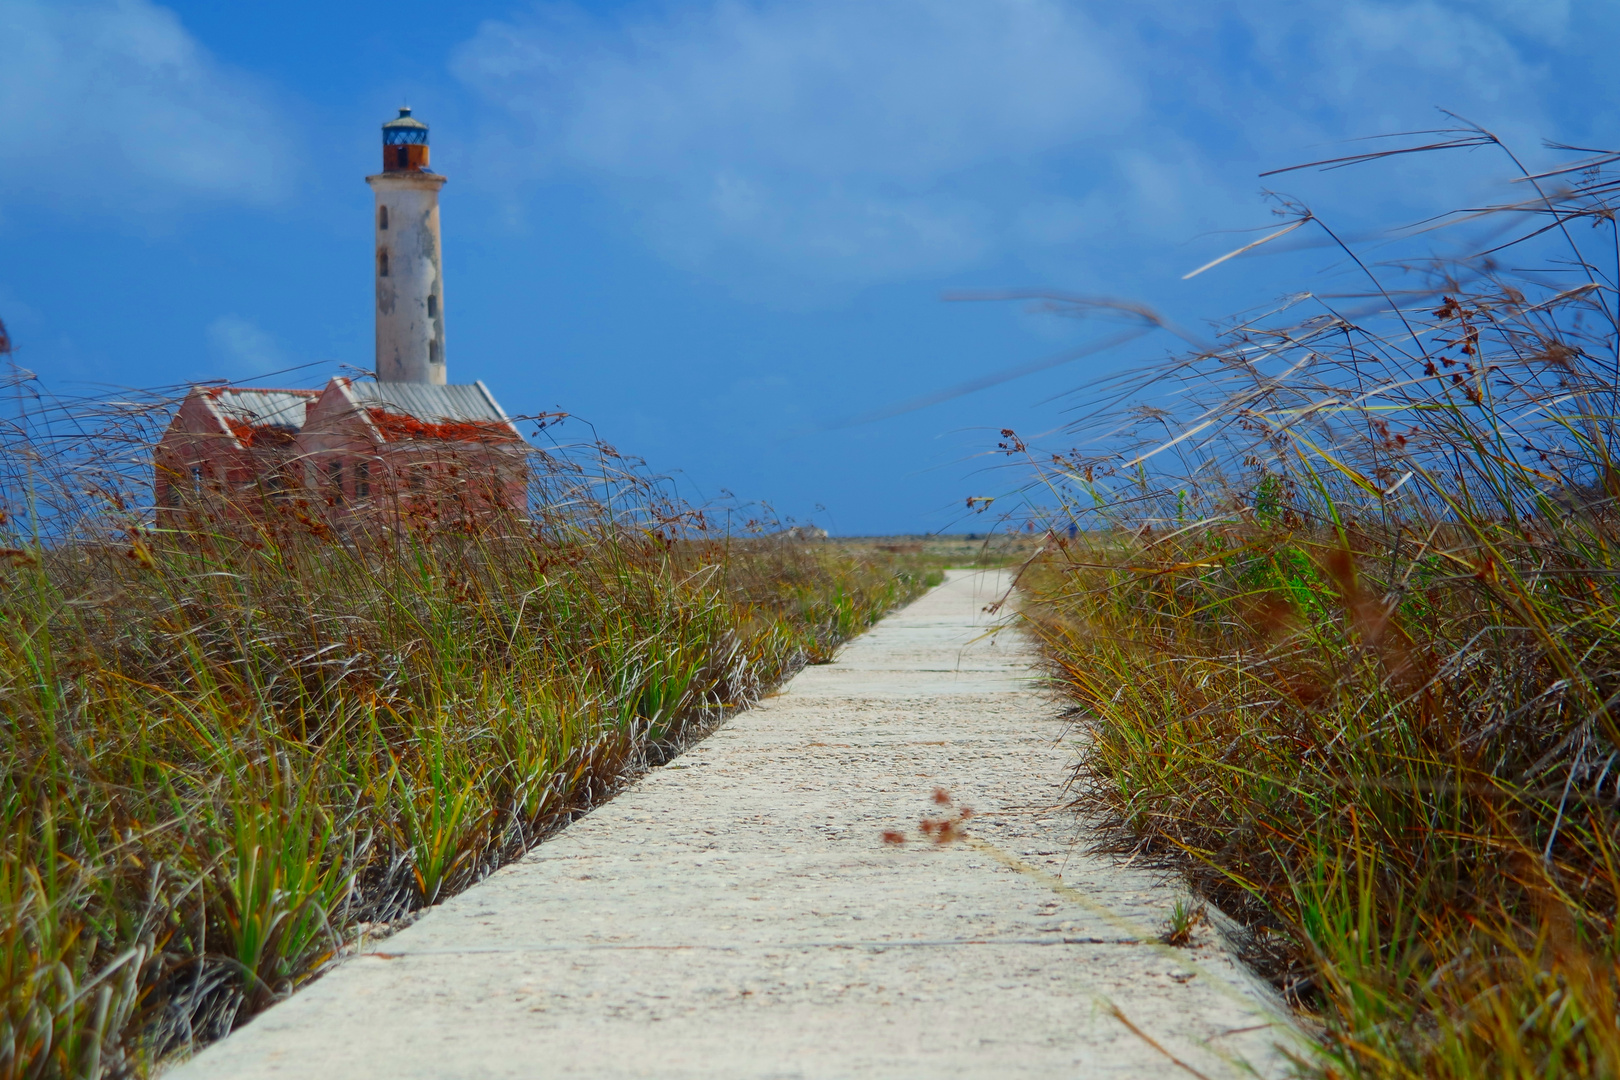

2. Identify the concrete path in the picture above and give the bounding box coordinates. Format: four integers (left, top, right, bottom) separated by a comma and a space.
169, 570, 1298, 1079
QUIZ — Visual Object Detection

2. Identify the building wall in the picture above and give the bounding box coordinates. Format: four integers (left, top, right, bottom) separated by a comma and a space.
154, 391, 306, 527
367, 172, 448, 385
297, 382, 528, 527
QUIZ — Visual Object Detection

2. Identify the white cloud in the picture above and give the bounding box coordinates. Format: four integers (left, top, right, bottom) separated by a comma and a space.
1472, 0, 1571, 42
0, 0, 290, 217
454, 0, 1588, 292
206, 314, 282, 377
1221, 1, 1541, 112
455, 0, 1136, 287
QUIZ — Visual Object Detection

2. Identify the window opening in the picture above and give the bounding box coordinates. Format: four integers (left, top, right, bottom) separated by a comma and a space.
356, 460, 371, 499
378, 249, 389, 278
427, 294, 437, 318
429, 340, 441, 366
378, 206, 389, 230
328, 459, 343, 504
396, 146, 409, 169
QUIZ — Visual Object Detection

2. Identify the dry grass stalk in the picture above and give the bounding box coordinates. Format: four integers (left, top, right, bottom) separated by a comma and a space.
1013, 122, 1620, 1077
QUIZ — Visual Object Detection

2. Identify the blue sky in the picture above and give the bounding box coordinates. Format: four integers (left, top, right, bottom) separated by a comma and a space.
3, 0, 1616, 533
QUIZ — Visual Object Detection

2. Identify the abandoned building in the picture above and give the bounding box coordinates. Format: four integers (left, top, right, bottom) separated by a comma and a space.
155, 386, 319, 516
296, 377, 525, 518
156, 107, 528, 527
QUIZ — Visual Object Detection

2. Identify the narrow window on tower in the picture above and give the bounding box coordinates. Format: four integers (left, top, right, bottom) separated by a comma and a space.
429, 340, 441, 365
378, 249, 389, 277
396, 146, 409, 169
427, 294, 437, 318
378, 206, 389, 230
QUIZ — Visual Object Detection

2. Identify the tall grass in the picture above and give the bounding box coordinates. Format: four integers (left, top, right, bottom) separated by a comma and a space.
0, 378, 932, 1078
1014, 128, 1620, 1077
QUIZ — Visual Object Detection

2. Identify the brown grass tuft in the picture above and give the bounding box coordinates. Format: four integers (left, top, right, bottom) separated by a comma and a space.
1014, 125, 1620, 1077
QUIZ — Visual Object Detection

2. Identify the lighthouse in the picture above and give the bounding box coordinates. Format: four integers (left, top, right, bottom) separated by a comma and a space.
367, 107, 447, 384
158, 108, 528, 528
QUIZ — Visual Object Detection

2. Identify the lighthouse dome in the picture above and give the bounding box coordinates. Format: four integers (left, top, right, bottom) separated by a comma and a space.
383, 107, 429, 143
381, 107, 430, 172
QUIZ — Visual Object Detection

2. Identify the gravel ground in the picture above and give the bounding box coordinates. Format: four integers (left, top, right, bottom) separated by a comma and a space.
166, 569, 1302, 1079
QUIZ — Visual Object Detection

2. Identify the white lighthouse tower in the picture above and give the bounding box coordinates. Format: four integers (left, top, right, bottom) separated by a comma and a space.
367, 107, 447, 384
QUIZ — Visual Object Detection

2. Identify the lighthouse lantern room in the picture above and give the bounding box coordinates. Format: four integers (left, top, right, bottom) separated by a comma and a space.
368, 107, 447, 384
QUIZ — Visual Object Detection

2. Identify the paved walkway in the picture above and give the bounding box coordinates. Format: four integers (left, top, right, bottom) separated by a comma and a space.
169, 570, 1297, 1079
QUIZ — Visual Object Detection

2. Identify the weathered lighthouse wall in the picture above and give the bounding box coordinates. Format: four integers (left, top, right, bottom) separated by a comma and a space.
368, 172, 447, 385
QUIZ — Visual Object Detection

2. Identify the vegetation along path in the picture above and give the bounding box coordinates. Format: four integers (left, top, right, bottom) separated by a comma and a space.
167, 570, 1296, 1079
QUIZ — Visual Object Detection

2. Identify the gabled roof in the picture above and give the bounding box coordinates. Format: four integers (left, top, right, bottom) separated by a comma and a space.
335, 380, 523, 444
172, 386, 320, 449
345, 381, 509, 424
209, 388, 319, 433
